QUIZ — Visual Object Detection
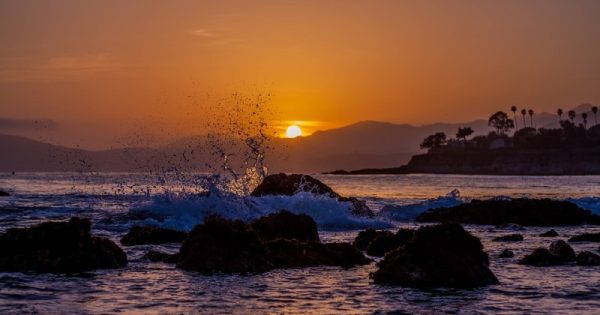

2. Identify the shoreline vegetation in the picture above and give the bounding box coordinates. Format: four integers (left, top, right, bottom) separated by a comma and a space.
327, 105, 600, 175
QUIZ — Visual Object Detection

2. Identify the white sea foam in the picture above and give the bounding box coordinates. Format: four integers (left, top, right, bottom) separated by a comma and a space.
377, 189, 463, 221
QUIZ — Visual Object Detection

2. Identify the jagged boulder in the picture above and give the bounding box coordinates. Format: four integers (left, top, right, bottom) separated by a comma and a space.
120, 226, 188, 246
251, 173, 373, 217
417, 198, 600, 226
576, 251, 600, 266
569, 232, 600, 243
499, 249, 515, 258
371, 223, 498, 288
492, 234, 524, 242
0, 217, 127, 273
251, 210, 319, 242
539, 229, 558, 237
177, 216, 271, 274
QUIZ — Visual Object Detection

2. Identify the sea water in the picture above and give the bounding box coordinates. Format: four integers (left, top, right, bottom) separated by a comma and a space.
0, 172, 599, 314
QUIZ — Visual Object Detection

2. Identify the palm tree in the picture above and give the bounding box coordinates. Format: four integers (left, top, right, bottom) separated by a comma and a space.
582, 112, 588, 129
592, 106, 598, 126
528, 109, 534, 128
511, 106, 518, 129
568, 110, 576, 122
521, 109, 527, 128
557, 108, 563, 122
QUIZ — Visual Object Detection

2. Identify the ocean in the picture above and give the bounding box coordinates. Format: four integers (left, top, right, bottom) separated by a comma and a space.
1, 172, 599, 314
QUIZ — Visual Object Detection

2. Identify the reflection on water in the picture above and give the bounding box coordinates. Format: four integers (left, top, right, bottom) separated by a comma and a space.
0, 173, 599, 314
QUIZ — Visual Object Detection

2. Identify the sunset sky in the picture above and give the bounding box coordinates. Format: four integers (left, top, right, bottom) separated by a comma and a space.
1, 0, 600, 148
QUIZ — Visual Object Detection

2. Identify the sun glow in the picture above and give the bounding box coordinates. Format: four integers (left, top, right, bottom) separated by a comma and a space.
285, 125, 302, 138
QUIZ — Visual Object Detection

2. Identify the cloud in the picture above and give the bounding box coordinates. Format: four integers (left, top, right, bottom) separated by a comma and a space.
190, 29, 218, 37
0, 118, 59, 130
0, 54, 125, 83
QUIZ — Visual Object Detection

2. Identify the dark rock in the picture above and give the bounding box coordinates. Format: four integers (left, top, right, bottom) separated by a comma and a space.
0, 190, 9, 196
539, 229, 558, 237
576, 251, 600, 266
568, 232, 600, 243
492, 234, 524, 242
120, 226, 188, 246
353, 228, 381, 250
143, 251, 179, 264
251, 173, 373, 217
251, 210, 319, 242
549, 240, 575, 262
371, 222, 498, 288
177, 216, 271, 274
265, 239, 370, 268
366, 229, 414, 257
417, 198, 600, 226
519, 240, 575, 266
499, 249, 514, 258
0, 217, 127, 273
519, 248, 562, 266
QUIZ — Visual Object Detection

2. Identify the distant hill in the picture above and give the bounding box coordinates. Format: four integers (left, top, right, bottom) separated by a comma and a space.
1, 105, 596, 173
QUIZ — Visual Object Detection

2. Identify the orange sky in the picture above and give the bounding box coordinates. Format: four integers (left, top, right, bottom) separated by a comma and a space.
1, 1, 600, 148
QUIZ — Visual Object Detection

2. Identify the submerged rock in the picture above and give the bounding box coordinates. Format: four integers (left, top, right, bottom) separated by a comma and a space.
519, 240, 575, 266
495, 223, 525, 230
143, 251, 179, 264
0, 190, 9, 196
0, 217, 127, 273
492, 234, 524, 242
568, 232, 600, 243
177, 216, 271, 274
120, 226, 188, 246
499, 249, 515, 258
251, 210, 320, 242
251, 173, 374, 217
371, 222, 498, 288
265, 239, 370, 268
539, 229, 559, 237
576, 251, 600, 266
416, 198, 600, 226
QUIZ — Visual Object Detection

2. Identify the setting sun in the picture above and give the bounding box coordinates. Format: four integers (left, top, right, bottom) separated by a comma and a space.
285, 125, 302, 138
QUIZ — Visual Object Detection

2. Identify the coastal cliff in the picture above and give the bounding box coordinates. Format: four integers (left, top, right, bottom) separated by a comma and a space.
329, 147, 600, 175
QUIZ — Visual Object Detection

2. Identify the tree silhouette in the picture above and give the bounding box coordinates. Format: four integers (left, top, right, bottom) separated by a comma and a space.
520, 109, 527, 128
420, 132, 447, 150
528, 109, 534, 128
488, 111, 515, 135
582, 112, 588, 129
592, 106, 598, 126
557, 108, 563, 123
456, 127, 474, 146
568, 110, 576, 122
511, 106, 518, 129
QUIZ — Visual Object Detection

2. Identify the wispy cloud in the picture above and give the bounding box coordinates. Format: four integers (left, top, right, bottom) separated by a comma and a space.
189, 28, 245, 47
0, 54, 125, 83
190, 29, 218, 37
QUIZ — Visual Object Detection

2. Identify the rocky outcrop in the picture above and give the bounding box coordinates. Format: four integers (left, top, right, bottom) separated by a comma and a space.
498, 249, 514, 258
0, 217, 127, 273
251, 173, 373, 217
576, 251, 600, 266
120, 226, 188, 246
0, 190, 9, 196
251, 210, 319, 242
371, 223, 498, 288
492, 234, 524, 242
539, 229, 558, 237
352, 228, 382, 250
568, 232, 600, 243
177, 216, 272, 274
176, 212, 370, 274
416, 198, 600, 226
519, 240, 575, 266
366, 229, 414, 257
